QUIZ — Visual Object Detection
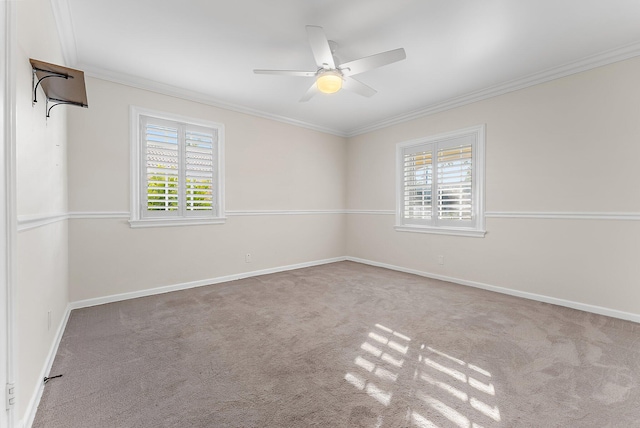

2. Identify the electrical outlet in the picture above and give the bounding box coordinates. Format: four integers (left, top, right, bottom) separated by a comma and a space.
47, 310, 52, 330
437, 255, 444, 266
6, 383, 15, 409
245, 253, 252, 263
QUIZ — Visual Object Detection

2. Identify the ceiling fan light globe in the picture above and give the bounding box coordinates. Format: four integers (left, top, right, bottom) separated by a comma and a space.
316, 73, 342, 94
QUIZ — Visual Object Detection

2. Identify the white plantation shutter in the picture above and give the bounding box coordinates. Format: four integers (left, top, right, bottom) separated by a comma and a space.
140, 115, 218, 219
185, 126, 215, 213
397, 126, 484, 235
403, 148, 433, 222
437, 142, 473, 223
143, 118, 180, 215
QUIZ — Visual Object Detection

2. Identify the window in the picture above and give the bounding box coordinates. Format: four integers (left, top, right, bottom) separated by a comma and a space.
395, 125, 485, 237
130, 107, 225, 227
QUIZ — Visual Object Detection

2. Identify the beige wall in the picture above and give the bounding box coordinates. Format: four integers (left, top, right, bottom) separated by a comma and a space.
67, 77, 347, 302
15, 0, 69, 422
13, 5, 640, 424
347, 57, 640, 316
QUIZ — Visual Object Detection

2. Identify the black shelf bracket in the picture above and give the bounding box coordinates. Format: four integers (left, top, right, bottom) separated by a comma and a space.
32, 67, 73, 105
29, 58, 89, 119
46, 99, 87, 118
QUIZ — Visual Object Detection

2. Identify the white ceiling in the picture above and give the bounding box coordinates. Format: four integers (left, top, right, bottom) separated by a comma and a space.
53, 0, 640, 136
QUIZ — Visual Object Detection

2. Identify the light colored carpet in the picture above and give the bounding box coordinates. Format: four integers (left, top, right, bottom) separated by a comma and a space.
33, 261, 640, 427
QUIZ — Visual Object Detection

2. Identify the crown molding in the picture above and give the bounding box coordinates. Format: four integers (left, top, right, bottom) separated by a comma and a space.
50, 0, 77, 67
49, 0, 345, 137
80, 41, 640, 139
346, 40, 640, 137
49, 0, 640, 138
78, 64, 348, 138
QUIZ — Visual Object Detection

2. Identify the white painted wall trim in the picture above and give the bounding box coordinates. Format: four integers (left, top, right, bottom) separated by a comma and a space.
16, 213, 68, 232
17, 212, 129, 231
70, 256, 347, 310
68, 211, 129, 220
22, 254, 639, 427
348, 210, 640, 221
347, 40, 640, 136
485, 211, 640, 221
1, 1, 17, 426
226, 209, 345, 216
16, 210, 640, 231
48, 1, 346, 138
49, 0, 77, 67
86, 66, 347, 138
129, 217, 226, 229
346, 256, 640, 324
394, 225, 486, 238
81, 42, 640, 138
25, 257, 345, 426
18, 210, 349, 231
48, 0, 640, 138
21, 304, 71, 428
345, 210, 394, 215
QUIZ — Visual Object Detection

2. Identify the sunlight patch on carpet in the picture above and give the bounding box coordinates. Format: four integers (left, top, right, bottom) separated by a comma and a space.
347, 325, 501, 426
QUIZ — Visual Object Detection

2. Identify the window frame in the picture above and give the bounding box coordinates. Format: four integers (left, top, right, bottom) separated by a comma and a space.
129, 106, 225, 228
395, 125, 486, 237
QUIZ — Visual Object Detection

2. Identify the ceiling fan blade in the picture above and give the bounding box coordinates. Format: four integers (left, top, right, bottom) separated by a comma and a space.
254, 69, 317, 77
306, 25, 336, 69
340, 48, 406, 76
299, 82, 319, 102
342, 77, 377, 97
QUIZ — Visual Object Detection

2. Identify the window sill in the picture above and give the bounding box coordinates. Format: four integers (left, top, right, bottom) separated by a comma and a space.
394, 225, 486, 238
129, 217, 226, 228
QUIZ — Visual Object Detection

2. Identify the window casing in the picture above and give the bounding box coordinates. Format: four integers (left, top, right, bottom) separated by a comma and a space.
130, 107, 225, 227
395, 125, 485, 237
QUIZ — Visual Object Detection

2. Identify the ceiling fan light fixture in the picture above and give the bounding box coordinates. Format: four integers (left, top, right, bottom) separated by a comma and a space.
316, 70, 342, 94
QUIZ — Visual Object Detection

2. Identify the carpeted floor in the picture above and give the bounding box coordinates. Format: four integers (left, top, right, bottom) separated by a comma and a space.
33, 261, 640, 427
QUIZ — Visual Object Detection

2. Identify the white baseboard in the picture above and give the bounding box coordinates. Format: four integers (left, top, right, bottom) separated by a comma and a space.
23, 257, 346, 427
21, 303, 73, 428
346, 256, 640, 324
70, 257, 347, 310
21, 254, 639, 428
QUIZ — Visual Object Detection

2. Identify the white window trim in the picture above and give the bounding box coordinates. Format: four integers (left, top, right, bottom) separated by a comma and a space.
395, 125, 486, 238
129, 106, 225, 228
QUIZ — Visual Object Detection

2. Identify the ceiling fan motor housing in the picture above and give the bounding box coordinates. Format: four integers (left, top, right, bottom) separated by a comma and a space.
316, 69, 343, 94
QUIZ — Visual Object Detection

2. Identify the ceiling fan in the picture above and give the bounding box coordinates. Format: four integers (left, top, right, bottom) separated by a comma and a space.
254, 26, 406, 102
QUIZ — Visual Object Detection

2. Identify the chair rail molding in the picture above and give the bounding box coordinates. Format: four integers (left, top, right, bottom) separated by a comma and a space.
16, 209, 640, 232
485, 211, 640, 221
